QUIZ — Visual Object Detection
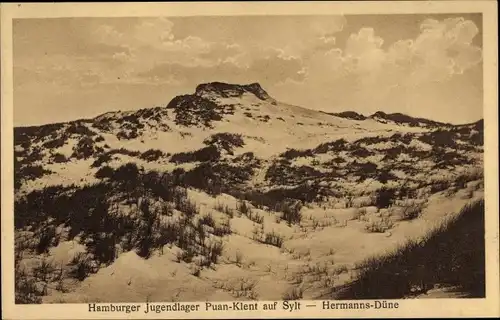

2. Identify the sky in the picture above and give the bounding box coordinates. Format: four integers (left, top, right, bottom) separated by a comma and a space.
13, 14, 483, 126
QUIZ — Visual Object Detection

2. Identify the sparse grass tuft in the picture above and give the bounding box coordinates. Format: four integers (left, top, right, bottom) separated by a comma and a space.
199, 213, 216, 228
262, 231, 284, 248
364, 217, 394, 233
400, 202, 425, 221
237, 200, 252, 215
213, 220, 232, 237
353, 207, 368, 221
69, 252, 95, 281
282, 286, 303, 300
214, 202, 234, 218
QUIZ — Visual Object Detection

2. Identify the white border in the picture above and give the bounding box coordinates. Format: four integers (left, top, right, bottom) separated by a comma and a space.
1, 2, 499, 319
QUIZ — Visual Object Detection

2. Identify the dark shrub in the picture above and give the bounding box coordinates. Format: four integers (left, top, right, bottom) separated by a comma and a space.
331, 111, 367, 121
265, 160, 323, 185
280, 148, 314, 159
35, 226, 58, 254
170, 145, 221, 164
354, 136, 389, 146
277, 200, 302, 226
116, 129, 139, 140
418, 130, 457, 148
69, 253, 95, 281
87, 233, 117, 265
167, 94, 229, 127
377, 170, 398, 184
382, 146, 406, 161
351, 161, 379, 182
91, 153, 113, 168
350, 147, 374, 158
314, 139, 347, 154
95, 166, 115, 179
203, 133, 245, 153
199, 213, 216, 228
262, 231, 284, 248
112, 163, 140, 182
67, 122, 96, 137
52, 153, 68, 163
72, 137, 95, 159
18, 165, 52, 182
213, 220, 232, 236
202, 240, 224, 265
375, 187, 396, 209
470, 132, 483, 146
43, 137, 66, 149
429, 180, 452, 194
140, 149, 165, 162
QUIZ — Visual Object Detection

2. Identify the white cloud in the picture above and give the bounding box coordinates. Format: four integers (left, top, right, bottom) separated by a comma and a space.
272, 16, 482, 121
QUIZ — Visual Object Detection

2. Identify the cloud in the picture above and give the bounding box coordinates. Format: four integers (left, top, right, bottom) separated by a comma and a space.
407, 17, 482, 82
272, 16, 482, 121
135, 52, 305, 88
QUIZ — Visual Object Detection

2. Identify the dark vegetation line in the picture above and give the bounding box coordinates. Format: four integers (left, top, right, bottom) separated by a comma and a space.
330, 199, 485, 300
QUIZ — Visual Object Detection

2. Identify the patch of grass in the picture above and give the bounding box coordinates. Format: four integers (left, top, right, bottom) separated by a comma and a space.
262, 231, 284, 248
334, 199, 485, 299
69, 252, 96, 281
282, 286, 304, 300
353, 207, 368, 221
175, 196, 199, 217
364, 217, 394, 233
202, 239, 225, 266
236, 200, 251, 215
429, 180, 452, 194
400, 202, 425, 221
277, 200, 302, 226
15, 266, 43, 304
199, 213, 216, 228
33, 258, 55, 282
214, 202, 234, 218
236, 200, 263, 224
213, 220, 232, 237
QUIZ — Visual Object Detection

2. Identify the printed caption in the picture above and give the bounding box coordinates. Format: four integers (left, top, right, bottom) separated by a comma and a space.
88, 300, 399, 314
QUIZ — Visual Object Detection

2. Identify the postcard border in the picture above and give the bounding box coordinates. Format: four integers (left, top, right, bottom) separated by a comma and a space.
2, 1, 499, 319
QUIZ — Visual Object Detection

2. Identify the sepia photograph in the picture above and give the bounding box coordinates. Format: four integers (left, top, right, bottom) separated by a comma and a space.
1, 1, 499, 319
